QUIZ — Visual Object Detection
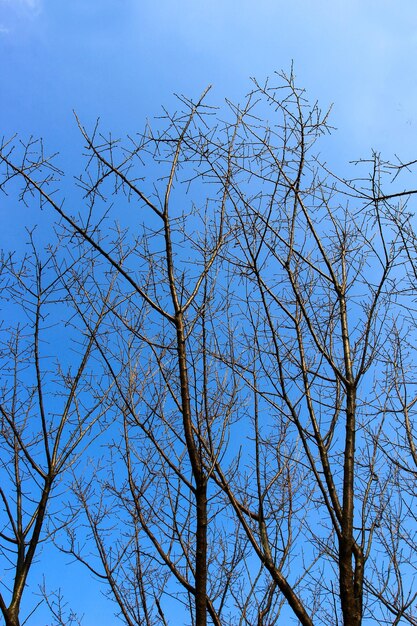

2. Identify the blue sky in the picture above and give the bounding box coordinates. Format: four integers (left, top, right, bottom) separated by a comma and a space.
2, 0, 417, 247
2, 1, 417, 624
2, 0, 417, 158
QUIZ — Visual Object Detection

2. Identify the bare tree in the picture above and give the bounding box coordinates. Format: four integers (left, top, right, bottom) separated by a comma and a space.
215, 82, 417, 626
2, 72, 417, 626
0, 236, 113, 626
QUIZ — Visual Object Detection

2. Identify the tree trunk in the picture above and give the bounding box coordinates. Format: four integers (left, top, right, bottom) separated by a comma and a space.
339, 383, 362, 626
3, 607, 20, 626
195, 482, 208, 626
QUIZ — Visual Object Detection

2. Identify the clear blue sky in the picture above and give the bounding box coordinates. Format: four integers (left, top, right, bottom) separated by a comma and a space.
1, 1, 417, 624
2, 0, 417, 244
2, 1, 417, 160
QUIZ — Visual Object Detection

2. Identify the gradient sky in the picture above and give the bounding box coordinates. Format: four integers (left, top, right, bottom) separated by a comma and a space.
2, 0, 417, 245
2, 1, 417, 156
1, 1, 417, 624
